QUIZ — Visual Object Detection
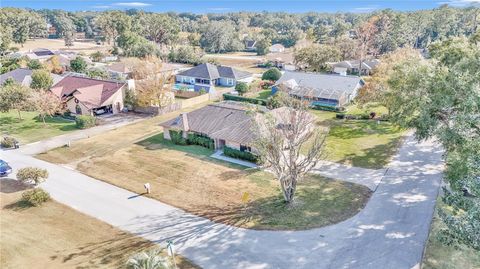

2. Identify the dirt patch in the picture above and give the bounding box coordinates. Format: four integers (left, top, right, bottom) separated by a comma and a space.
0, 179, 31, 193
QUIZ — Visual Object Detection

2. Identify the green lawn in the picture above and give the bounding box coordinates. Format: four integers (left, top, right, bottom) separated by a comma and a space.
254, 89, 272, 100
345, 103, 389, 117
422, 200, 480, 269
0, 111, 77, 144
306, 109, 405, 169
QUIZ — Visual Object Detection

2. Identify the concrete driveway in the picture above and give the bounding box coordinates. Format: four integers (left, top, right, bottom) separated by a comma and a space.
0, 133, 443, 269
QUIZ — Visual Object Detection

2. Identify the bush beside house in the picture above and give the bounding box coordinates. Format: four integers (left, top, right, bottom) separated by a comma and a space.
187, 133, 214, 149
75, 115, 96, 129
224, 146, 258, 163
169, 130, 187, 145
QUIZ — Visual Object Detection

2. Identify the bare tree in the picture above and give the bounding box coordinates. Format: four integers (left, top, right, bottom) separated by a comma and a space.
125, 56, 175, 108
253, 95, 326, 203
29, 91, 64, 125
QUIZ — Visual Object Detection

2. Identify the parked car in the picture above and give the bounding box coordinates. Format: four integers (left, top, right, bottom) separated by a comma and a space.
0, 160, 12, 177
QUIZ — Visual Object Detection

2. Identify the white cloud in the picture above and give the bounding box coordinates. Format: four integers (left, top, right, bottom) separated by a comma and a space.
207, 7, 232, 11
438, 0, 480, 6
113, 2, 152, 7
352, 5, 379, 13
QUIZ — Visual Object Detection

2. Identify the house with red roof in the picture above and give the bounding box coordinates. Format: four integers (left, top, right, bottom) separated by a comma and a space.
50, 75, 127, 116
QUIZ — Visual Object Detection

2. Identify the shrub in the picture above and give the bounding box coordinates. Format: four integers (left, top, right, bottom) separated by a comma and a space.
311, 104, 344, 112
75, 115, 96, 129
169, 130, 187, 145
17, 167, 48, 185
70, 56, 87, 73
223, 94, 267, 106
21, 188, 50, 206
235, 82, 249, 96
262, 68, 282, 81
1, 136, 16, 148
224, 146, 258, 163
187, 133, 214, 149
27, 59, 43, 70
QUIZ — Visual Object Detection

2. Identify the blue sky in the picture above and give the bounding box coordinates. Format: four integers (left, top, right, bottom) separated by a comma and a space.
2, 0, 479, 13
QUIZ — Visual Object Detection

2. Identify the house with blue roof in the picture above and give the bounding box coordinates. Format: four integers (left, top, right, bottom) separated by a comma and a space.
174, 63, 253, 93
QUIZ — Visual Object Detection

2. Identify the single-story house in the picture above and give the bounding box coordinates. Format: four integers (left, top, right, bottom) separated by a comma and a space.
161, 102, 257, 152
175, 63, 253, 93
49, 76, 126, 116
269, 44, 285, 53
105, 62, 132, 80
0, 68, 64, 86
245, 40, 257, 51
272, 71, 364, 107
24, 48, 56, 62
330, 59, 380, 76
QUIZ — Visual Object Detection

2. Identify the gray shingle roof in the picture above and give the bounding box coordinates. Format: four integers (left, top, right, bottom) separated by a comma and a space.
276, 71, 363, 96
0, 68, 33, 85
160, 102, 255, 145
177, 63, 252, 80
0, 68, 64, 86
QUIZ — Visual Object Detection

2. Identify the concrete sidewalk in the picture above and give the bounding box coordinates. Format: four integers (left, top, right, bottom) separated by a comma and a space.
0, 135, 444, 269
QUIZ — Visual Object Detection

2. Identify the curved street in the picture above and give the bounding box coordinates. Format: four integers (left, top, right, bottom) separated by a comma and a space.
0, 134, 443, 269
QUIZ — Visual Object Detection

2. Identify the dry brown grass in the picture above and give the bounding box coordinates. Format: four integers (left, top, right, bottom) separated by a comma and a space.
38, 131, 371, 230
17, 38, 111, 55
0, 179, 198, 269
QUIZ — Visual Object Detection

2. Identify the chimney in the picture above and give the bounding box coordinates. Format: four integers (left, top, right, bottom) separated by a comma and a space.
181, 113, 189, 132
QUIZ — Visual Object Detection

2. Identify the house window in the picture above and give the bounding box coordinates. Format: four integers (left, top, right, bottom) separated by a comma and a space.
75, 104, 82, 114
240, 144, 251, 152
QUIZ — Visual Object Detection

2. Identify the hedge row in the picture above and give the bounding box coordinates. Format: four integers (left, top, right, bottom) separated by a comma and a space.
336, 113, 390, 121
223, 94, 267, 106
223, 146, 258, 163
310, 104, 345, 112
169, 131, 215, 149
187, 133, 214, 149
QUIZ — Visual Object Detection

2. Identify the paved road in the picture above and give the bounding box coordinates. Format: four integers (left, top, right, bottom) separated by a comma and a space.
0, 134, 443, 269
16, 113, 148, 156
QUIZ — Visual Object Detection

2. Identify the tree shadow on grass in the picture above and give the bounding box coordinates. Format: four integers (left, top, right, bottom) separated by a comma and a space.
187, 177, 371, 231
0, 178, 31, 193
136, 133, 250, 171
50, 231, 155, 268
337, 136, 405, 169
328, 120, 401, 140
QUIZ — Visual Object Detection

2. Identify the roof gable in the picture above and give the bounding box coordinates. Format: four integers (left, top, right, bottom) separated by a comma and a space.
52, 76, 125, 104
177, 63, 251, 80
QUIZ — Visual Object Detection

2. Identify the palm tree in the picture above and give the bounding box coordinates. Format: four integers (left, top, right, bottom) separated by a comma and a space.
126, 248, 173, 269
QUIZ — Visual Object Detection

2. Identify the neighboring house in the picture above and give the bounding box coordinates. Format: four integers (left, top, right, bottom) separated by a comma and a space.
269, 44, 285, 53
175, 63, 253, 93
266, 52, 296, 71
105, 62, 132, 80
245, 40, 257, 51
24, 48, 55, 62
331, 59, 380, 76
50, 75, 126, 116
0, 68, 64, 86
273, 71, 364, 107
160, 102, 257, 152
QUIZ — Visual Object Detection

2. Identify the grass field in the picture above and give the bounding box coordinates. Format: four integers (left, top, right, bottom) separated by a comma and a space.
0, 111, 77, 144
0, 179, 198, 269
203, 52, 266, 74
39, 133, 371, 230
17, 38, 111, 55
307, 109, 405, 169
422, 200, 480, 269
